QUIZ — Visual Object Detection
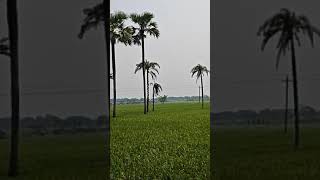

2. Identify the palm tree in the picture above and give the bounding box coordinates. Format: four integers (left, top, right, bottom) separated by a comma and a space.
6, 0, 20, 176
257, 8, 320, 149
191, 64, 209, 109
130, 12, 160, 114
79, 6, 130, 118
152, 82, 162, 111
78, 0, 110, 177
134, 60, 160, 112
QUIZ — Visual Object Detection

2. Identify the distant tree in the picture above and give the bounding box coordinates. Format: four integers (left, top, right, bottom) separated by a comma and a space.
151, 83, 162, 111
258, 8, 320, 149
130, 12, 160, 114
191, 64, 209, 108
135, 60, 160, 112
158, 95, 167, 104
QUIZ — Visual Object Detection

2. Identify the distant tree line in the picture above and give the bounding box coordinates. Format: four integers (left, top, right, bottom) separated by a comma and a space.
111, 95, 210, 105
214, 105, 320, 126
0, 114, 107, 139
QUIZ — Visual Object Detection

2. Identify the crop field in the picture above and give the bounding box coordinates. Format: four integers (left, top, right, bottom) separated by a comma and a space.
0, 133, 107, 180
213, 127, 320, 180
111, 102, 210, 179
0, 102, 210, 179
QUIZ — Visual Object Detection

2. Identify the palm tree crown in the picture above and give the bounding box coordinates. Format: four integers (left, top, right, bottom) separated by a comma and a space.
153, 83, 162, 95
0, 37, 10, 56
191, 64, 209, 80
78, 3, 104, 39
257, 8, 320, 69
130, 12, 160, 44
135, 60, 160, 80
78, 4, 133, 44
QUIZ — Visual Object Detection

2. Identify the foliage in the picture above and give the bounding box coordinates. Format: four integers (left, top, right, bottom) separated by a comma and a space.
153, 83, 162, 96
191, 64, 209, 82
134, 60, 160, 80
0, 37, 10, 56
130, 12, 160, 45
158, 95, 168, 104
257, 8, 320, 69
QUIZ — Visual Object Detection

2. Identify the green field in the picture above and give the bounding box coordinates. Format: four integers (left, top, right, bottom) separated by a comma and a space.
213, 127, 320, 180
0, 102, 210, 179
0, 133, 107, 180
111, 102, 210, 179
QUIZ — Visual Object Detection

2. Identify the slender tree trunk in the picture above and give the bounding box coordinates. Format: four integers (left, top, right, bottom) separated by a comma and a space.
290, 38, 299, 149
141, 35, 147, 114
111, 40, 116, 118
153, 87, 155, 111
103, 0, 111, 178
199, 86, 201, 103
284, 75, 289, 134
7, 0, 20, 176
147, 71, 149, 112
201, 75, 204, 109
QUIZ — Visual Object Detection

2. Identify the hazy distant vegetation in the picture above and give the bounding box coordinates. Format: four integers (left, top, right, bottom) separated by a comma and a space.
111, 95, 209, 104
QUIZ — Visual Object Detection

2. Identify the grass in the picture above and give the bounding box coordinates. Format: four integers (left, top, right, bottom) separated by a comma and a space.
213, 127, 320, 180
0, 133, 107, 180
111, 102, 210, 179
0, 102, 210, 179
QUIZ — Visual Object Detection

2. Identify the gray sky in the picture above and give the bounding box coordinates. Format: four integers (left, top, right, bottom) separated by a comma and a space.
111, 0, 210, 98
0, 0, 210, 117
213, 0, 320, 112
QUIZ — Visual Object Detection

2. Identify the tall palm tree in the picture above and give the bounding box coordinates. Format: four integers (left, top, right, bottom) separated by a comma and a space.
6, 0, 20, 176
130, 12, 160, 114
78, 0, 110, 177
258, 8, 320, 149
152, 82, 162, 111
191, 64, 209, 109
79, 10, 132, 118
134, 60, 160, 112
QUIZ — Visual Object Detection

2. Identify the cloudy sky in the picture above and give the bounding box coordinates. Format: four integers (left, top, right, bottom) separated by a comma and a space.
0, 0, 210, 117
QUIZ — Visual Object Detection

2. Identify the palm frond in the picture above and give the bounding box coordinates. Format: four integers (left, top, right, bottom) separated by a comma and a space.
153, 83, 162, 95
258, 8, 320, 70
78, 3, 104, 39
0, 37, 10, 56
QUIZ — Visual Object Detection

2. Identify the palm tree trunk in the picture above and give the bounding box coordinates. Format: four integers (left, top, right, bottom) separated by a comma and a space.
199, 86, 201, 103
284, 75, 289, 134
7, 0, 20, 176
103, 0, 110, 178
111, 40, 116, 118
141, 35, 147, 114
153, 87, 155, 111
290, 38, 299, 149
147, 71, 149, 112
201, 75, 204, 109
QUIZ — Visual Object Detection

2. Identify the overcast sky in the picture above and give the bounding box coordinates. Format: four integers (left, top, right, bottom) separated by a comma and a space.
213, 0, 320, 112
0, 0, 210, 117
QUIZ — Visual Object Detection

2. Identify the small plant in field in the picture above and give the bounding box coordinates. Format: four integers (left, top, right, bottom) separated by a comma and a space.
158, 95, 167, 104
